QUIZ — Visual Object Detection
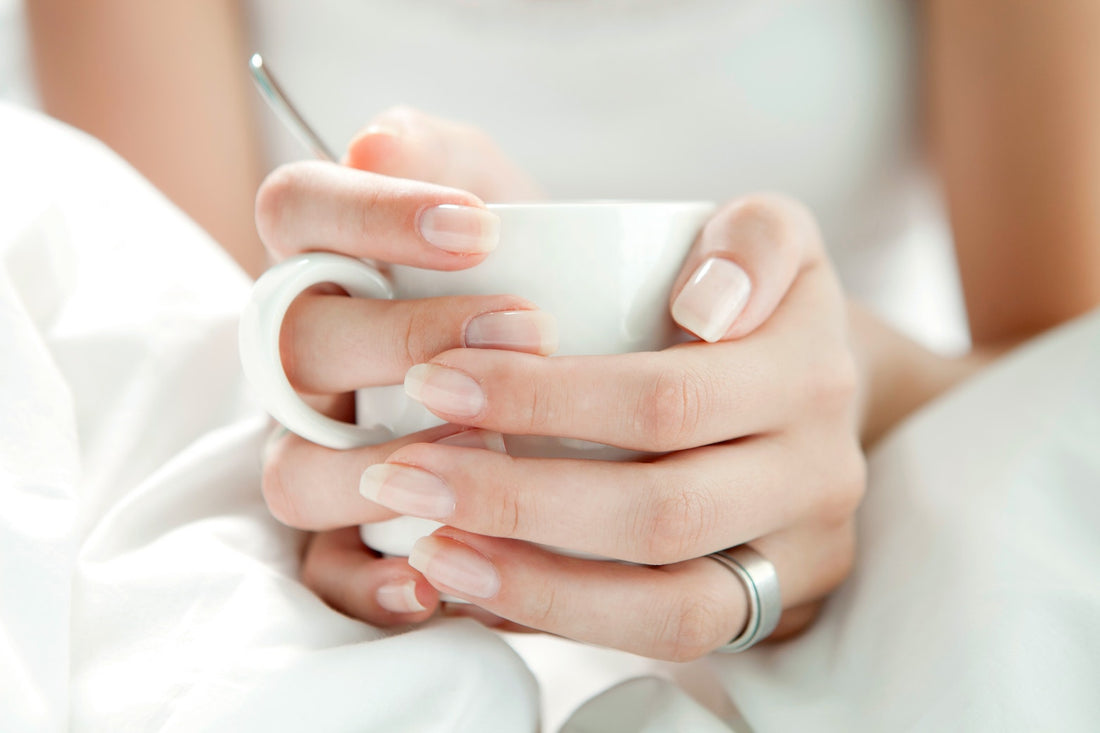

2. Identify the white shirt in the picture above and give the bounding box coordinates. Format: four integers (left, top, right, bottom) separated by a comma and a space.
249, 0, 968, 351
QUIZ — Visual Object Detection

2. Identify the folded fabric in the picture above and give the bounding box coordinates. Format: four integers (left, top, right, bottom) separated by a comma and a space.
0, 103, 537, 733
706, 306, 1100, 730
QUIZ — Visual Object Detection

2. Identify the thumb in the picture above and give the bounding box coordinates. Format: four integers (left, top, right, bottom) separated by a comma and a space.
671, 194, 824, 342
344, 106, 542, 202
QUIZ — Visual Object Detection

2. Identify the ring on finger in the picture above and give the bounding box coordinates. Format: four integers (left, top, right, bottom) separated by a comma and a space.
707, 545, 782, 652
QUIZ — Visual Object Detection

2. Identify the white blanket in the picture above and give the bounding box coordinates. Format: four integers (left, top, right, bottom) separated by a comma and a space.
2, 103, 1098, 731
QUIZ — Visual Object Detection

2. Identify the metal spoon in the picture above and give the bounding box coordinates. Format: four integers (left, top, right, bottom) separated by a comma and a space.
248, 53, 337, 162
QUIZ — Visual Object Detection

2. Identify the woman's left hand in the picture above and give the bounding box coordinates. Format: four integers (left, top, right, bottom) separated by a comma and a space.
360, 194, 865, 660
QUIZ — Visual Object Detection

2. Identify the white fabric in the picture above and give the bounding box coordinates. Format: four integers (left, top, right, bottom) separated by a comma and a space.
711, 307, 1100, 730
0, 104, 536, 732
0, 0, 36, 109
3, 103, 1099, 732
247, 0, 969, 354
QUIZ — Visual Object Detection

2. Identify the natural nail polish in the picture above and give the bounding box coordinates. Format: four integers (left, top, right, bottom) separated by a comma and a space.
359, 463, 455, 519
404, 364, 485, 418
376, 579, 427, 614
418, 204, 500, 254
671, 257, 752, 342
465, 310, 559, 354
409, 536, 500, 599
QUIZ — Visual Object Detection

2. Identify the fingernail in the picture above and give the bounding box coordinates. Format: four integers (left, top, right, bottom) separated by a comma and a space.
404, 364, 485, 418
671, 257, 752, 343
435, 429, 508, 454
376, 579, 427, 614
359, 463, 455, 519
466, 310, 558, 354
419, 205, 500, 254
409, 536, 500, 599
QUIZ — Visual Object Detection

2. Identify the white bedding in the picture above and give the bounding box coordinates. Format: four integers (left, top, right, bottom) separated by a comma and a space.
2, 103, 1098, 731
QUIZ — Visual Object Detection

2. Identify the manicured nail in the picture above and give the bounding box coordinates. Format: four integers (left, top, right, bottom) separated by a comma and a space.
409, 536, 500, 599
376, 579, 426, 614
671, 257, 752, 343
466, 310, 559, 355
435, 429, 508, 453
359, 464, 455, 519
418, 205, 500, 254
404, 364, 485, 418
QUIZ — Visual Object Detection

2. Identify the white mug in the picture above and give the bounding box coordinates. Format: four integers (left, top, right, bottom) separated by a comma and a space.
240, 201, 715, 556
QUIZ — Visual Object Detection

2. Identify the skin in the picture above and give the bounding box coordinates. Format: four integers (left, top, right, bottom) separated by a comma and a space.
28, 1, 1100, 659
26, 0, 268, 278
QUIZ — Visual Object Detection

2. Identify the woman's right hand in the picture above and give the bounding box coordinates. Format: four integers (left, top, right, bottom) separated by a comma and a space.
256, 107, 546, 626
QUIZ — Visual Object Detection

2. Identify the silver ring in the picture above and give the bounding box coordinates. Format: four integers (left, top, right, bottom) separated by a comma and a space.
707, 546, 782, 652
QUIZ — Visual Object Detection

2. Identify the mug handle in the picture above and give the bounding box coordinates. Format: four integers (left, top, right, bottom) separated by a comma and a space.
239, 252, 395, 450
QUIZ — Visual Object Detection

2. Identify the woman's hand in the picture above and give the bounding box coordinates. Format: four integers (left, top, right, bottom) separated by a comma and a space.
258, 109, 864, 655
256, 107, 864, 658
257, 107, 545, 625
357, 194, 866, 659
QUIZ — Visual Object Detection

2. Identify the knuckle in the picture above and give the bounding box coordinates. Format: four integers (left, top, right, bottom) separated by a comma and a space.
727, 194, 787, 230
400, 302, 445, 367
523, 370, 562, 435
802, 347, 859, 415
828, 525, 858, 590
634, 367, 707, 451
298, 548, 322, 593
740, 192, 816, 234
720, 194, 792, 241
354, 180, 389, 241
486, 475, 523, 538
816, 444, 867, 524
636, 480, 716, 565
814, 520, 859, 596
711, 192, 822, 262
521, 581, 559, 630
254, 163, 302, 250
654, 593, 730, 662
261, 452, 305, 528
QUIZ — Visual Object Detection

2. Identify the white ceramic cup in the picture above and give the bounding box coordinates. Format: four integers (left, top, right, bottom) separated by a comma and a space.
240, 201, 715, 556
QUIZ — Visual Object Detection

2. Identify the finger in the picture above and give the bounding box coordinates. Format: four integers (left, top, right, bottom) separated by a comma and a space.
255, 160, 500, 266
345, 106, 543, 202
366, 430, 864, 565
670, 193, 825, 342
262, 422, 505, 531
301, 527, 439, 624
400, 268, 850, 452
440, 602, 523, 632
281, 292, 557, 395
768, 602, 823, 641
408, 519, 855, 661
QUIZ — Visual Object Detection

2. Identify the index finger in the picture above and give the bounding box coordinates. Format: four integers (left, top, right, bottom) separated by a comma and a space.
255, 161, 500, 268
400, 262, 848, 453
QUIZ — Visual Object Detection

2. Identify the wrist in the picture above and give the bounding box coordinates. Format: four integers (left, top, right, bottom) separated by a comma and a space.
847, 300, 1001, 447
